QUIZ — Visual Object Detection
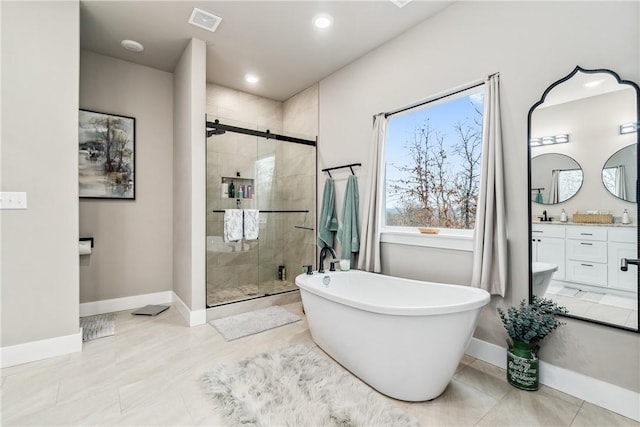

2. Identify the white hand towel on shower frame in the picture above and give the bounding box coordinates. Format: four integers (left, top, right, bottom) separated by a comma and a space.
243, 209, 260, 240
224, 209, 243, 242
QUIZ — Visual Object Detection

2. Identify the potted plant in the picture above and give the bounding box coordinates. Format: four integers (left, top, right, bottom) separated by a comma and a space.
497, 296, 568, 390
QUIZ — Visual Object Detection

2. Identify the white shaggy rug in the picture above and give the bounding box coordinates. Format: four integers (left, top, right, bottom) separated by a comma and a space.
79, 313, 115, 342
202, 344, 418, 426
209, 306, 301, 341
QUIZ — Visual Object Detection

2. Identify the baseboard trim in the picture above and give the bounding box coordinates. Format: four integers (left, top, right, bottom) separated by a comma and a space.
1, 330, 82, 368
79, 291, 173, 317
466, 337, 640, 422
172, 292, 206, 326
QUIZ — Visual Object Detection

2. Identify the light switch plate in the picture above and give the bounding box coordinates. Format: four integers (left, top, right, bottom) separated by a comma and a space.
0, 192, 28, 209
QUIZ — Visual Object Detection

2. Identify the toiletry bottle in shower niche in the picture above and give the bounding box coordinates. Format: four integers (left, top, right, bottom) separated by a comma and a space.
221, 179, 229, 198
228, 181, 235, 198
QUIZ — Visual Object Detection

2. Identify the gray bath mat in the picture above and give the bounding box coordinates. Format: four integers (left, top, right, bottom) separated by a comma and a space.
80, 313, 115, 342
202, 344, 418, 426
209, 306, 301, 341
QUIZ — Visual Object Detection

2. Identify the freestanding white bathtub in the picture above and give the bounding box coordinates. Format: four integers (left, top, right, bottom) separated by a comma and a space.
532, 262, 558, 297
295, 270, 490, 401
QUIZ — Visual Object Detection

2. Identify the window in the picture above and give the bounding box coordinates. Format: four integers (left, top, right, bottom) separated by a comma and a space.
384, 85, 484, 232
558, 169, 583, 202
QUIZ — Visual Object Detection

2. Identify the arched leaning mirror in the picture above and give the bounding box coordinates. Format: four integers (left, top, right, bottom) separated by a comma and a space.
531, 153, 583, 205
528, 66, 639, 332
602, 143, 637, 203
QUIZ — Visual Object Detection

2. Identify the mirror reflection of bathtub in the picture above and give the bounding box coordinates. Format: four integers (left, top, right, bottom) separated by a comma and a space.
532, 262, 558, 297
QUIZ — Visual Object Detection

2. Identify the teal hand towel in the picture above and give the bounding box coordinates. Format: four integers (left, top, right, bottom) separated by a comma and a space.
317, 178, 338, 248
337, 175, 360, 266
535, 192, 543, 204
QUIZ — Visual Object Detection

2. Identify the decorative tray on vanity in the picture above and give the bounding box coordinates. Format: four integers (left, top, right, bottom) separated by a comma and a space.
572, 213, 614, 224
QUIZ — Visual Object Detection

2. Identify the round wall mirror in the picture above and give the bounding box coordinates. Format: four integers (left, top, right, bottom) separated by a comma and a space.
602, 143, 637, 202
531, 153, 583, 204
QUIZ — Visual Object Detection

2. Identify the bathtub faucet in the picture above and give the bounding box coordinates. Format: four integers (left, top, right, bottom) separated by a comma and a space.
318, 246, 338, 274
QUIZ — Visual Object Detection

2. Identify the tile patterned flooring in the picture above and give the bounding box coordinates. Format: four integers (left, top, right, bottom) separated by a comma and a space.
545, 283, 638, 329
2, 302, 638, 426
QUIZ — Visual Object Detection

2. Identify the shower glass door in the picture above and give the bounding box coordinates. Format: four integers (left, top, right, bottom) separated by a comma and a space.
206, 116, 316, 307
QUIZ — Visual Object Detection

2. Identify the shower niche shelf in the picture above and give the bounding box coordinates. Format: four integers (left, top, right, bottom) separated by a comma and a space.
221, 176, 254, 200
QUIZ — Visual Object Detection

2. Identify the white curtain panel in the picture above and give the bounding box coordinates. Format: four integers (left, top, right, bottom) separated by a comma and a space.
616, 165, 627, 199
549, 169, 560, 204
357, 114, 387, 273
471, 74, 508, 297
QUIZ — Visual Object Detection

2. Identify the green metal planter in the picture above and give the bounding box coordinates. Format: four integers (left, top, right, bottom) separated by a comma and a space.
506, 340, 539, 391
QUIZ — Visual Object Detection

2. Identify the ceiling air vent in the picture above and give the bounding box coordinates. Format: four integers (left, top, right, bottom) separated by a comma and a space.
188, 7, 222, 33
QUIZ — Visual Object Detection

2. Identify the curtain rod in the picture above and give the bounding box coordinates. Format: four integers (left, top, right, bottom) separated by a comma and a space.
212, 209, 309, 213
381, 73, 499, 119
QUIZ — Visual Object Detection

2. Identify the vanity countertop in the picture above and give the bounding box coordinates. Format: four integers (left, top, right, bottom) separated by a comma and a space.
531, 220, 635, 228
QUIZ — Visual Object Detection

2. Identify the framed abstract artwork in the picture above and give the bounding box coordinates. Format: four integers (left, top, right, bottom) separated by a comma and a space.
79, 109, 135, 199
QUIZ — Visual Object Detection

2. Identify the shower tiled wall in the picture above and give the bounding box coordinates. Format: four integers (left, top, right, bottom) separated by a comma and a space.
206, 83, 318, 305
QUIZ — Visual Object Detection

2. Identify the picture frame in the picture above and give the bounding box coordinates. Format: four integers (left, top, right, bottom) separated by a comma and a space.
79, 109, 136, 199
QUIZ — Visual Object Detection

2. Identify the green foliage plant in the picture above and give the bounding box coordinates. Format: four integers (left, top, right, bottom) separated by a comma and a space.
497, 296, 568, 347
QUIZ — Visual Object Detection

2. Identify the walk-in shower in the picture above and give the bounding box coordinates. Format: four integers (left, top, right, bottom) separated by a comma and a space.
206, 117, 317, 307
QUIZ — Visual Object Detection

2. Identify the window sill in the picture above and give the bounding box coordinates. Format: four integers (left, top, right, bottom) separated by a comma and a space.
380, 228, 473, 252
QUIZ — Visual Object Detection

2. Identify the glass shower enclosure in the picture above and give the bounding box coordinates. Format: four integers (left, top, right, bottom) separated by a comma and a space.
205, 117, 317, 307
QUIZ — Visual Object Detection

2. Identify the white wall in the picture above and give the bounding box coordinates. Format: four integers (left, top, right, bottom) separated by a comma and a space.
173, 39, 207, 314
79, 51, 174, 303
318, 1, 639, 392
1, 1, 80, 346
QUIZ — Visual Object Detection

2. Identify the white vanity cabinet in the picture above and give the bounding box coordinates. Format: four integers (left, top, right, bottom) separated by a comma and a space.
608, 228, 637, 292
531, 223, 637, 293
565, 226, 608, 287
531, 224, 565, 280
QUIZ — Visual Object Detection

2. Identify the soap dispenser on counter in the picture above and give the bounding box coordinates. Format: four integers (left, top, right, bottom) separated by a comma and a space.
622, 209, 630, 225
560, 209, 567, 223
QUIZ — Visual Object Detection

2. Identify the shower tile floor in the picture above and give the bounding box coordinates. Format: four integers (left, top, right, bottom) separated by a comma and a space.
2, 301, 638, 426
207, 280, 298, 306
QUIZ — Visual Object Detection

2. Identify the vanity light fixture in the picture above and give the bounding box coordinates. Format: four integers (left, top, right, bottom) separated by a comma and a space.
620, 122, 639, 134
530, 134, 569, 146
312, 13, 333, 29
245, 74, 260, 84
390, 0, 413, 7
121, 39, 144, 52
584, 79, 603, 88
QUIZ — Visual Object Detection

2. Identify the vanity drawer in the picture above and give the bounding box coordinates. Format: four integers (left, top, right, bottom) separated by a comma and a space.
531, 224, 565, 238
566, 240, 607, 263
608, 228, 636, 244
566, 227, 606, 241
565, 260, 607, 287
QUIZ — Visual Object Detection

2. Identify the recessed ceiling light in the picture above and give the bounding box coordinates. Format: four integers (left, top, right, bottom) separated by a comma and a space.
245, 74, 260, 84
188, 7, 222, 33
121, 39, 144, 52
312, 13, 333, 29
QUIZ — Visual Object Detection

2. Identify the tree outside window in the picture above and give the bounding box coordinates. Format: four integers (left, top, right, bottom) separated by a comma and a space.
385, 86, 484, 230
